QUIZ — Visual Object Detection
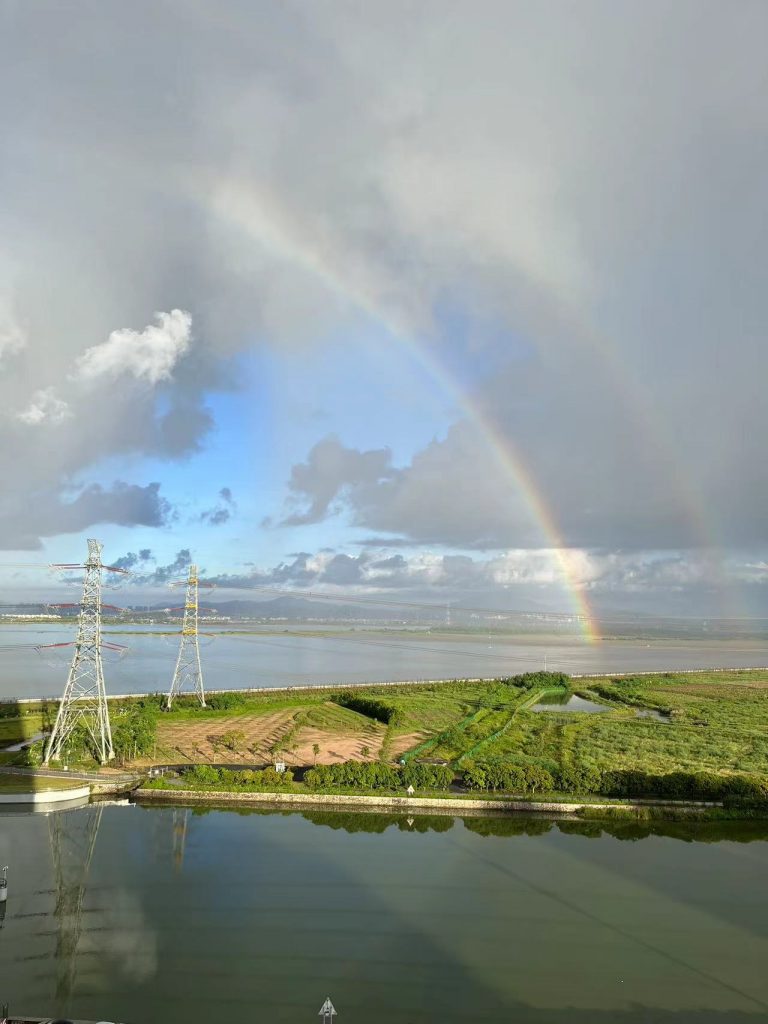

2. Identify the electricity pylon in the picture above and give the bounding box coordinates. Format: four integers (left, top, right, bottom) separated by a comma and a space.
44, 539, 120, 765
166, 564, 208, 709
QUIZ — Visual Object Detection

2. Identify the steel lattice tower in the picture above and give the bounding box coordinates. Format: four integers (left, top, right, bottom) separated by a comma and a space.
166, 564, 206, 709
44, 539, 114, 765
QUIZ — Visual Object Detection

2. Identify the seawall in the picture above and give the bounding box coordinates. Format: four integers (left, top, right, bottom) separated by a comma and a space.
134, 787, 719, 815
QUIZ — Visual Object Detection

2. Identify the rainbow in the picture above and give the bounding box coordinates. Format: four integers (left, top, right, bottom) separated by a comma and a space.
205, 177, 604, 637
201, 176, 738, 639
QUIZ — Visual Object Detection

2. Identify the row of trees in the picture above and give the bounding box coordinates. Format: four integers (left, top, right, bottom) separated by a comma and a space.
460, 758, 768, 802
462, 761, 554, 794
594, 767, 768, 801
304, 760, 454, 791
185, 764, 295, 787
177, 756, 767, 804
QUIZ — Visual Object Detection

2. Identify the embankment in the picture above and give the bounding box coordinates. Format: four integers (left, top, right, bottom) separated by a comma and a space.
135, 787, 719, 816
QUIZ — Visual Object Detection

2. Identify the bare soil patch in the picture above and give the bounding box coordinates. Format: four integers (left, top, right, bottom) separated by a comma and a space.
153, 711, 297, 764
389, 731, 426, 759
290, 725, 385, 765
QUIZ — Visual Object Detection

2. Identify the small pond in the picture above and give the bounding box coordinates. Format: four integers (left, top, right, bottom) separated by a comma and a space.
530, 693, 609, 713
530, 693, 669, 722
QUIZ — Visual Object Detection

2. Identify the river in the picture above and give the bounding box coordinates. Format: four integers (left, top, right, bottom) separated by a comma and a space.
1, 802, 767, 1022
2, 624, 768, 700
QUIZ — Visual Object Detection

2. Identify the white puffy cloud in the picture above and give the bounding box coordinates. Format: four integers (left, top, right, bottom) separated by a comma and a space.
72, 309, 192, 385
16, 386, 72, 425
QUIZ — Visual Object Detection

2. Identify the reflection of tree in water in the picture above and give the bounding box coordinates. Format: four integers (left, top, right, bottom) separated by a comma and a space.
158, 801, 768, 844
290, 807, 768, 843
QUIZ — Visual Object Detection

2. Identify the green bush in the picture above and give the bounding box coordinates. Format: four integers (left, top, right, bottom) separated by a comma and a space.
205, 692, 249, 710
330, 693, 401, 726
504, 671, 571, 691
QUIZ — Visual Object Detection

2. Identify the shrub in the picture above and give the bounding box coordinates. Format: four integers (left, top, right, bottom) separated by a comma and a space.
219, 729, 246, 753
330, 693, 400, 726
205, 692, 248, 710
187, 764, 222, 785
504, 671, 571, 691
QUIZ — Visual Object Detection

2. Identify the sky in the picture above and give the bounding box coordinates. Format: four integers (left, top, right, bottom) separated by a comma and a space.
1, 0, 767, 622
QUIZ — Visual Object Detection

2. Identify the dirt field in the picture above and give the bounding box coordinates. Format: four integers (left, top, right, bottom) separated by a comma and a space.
146, 704, 424, 767
154, 711, 297, 764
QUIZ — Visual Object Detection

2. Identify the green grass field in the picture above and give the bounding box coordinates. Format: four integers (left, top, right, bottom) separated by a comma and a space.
8, 670, 768, 803
465, 671, 768, 779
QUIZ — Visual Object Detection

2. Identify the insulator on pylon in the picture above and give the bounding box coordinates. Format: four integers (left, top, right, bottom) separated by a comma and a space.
165, 564, 206, 709
43, 539, 115, 765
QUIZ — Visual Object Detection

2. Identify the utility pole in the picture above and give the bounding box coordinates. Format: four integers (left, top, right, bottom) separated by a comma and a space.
166, 564, 208, 709
44, 539, 121, 765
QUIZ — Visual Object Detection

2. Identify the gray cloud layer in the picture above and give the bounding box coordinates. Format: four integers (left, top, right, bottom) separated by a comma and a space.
1, 3, 767, 590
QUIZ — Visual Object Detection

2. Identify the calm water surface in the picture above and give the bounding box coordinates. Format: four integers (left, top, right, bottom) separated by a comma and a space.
1, 804, 768, 1023
2, 624, 768, 700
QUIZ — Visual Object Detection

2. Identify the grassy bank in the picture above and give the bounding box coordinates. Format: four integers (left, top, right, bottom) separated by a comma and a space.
10, 670, 768, 811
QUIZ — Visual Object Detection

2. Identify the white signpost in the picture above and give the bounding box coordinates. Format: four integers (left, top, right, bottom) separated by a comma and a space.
274, 761, 286, 773
406, 784, 415, 796
318, 996, 337, 1021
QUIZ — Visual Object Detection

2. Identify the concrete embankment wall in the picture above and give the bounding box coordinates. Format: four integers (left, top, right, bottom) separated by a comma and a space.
0, 784, 90, 805
135, 788, 718, 815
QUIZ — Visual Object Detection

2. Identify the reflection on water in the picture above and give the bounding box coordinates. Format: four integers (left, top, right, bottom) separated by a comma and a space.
1, 803, 768, 1023
530, 693, 670, 721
